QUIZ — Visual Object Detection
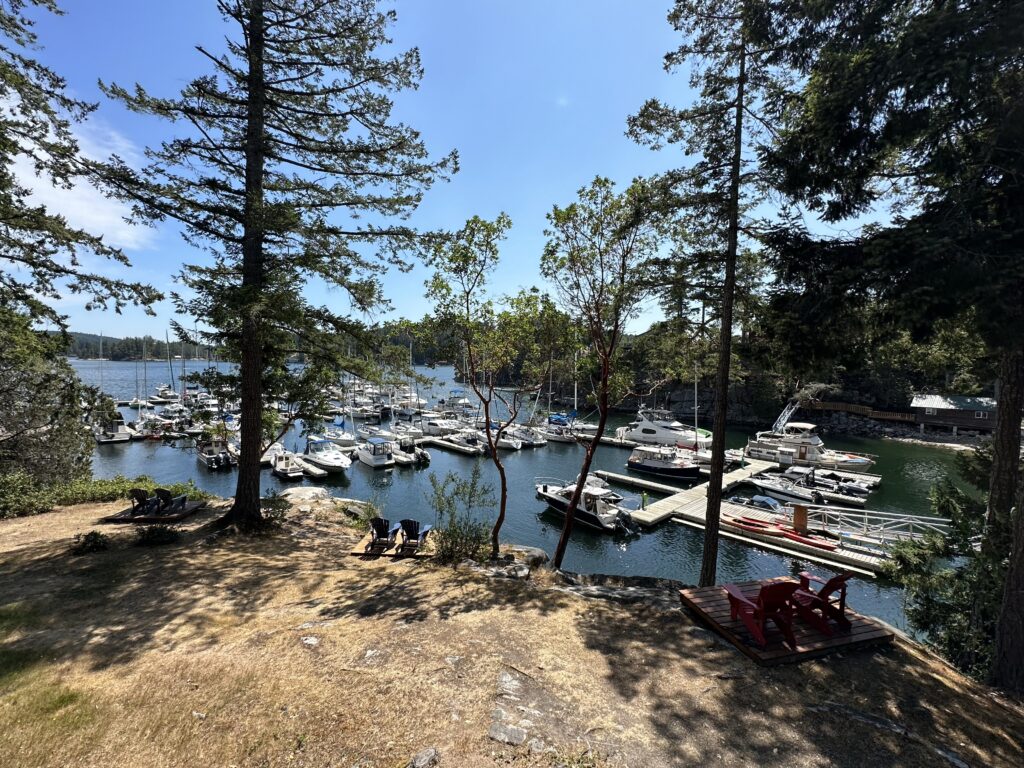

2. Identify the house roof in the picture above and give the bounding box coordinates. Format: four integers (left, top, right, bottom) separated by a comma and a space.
911, 394, 996, 411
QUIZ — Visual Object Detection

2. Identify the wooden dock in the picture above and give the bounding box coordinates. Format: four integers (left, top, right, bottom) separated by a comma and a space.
418, 436, 485, 456
630, 458, 776, 525
678, 579, 894, 665
594, 470, 683, 495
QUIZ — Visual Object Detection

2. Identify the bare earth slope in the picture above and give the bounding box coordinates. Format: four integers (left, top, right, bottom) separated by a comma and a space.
0, 501, 1021, 767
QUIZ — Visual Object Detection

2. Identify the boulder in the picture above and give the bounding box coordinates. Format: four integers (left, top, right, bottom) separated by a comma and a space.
279, 487, 330, 503
510, 546, 549, 567
488, 722, 527, 746
407, 747, 440, 768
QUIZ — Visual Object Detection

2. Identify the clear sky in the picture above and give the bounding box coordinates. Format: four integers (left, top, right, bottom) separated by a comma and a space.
26, 1, 689, 337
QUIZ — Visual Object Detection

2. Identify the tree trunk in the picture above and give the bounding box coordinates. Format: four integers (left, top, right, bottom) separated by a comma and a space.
553, 356, 610, 570
698, 40, 746, 588
230, 0, 267, 529
989, 347, 1024, 691
984, 348, 1024, 558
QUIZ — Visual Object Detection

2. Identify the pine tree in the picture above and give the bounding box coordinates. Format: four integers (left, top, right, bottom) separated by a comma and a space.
0, 0, 157, 326
628, 0, 786, 586
98, 0, 455, 529
763, 0, 1024, 690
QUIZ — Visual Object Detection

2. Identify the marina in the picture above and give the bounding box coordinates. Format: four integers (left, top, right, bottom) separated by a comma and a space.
72, 360, 970, 632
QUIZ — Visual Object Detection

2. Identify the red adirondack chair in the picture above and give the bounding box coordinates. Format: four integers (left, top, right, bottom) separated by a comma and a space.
791, 571, 854, 636
723, 581, 800, 650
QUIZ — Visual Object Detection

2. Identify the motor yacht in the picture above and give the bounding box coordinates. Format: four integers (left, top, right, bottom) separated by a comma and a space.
626, 445, 702, 481
744, 422, 876, 471
615, 409, 712, 450
303, 436, 352, 472
356, 436, 396, 468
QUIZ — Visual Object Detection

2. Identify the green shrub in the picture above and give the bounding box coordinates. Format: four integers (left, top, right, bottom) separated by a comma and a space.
426, 464, 495, 565
0, 471, 54, 518
51, 475, 212, 506
69, 531, 112, 555
134, 525, 181, 547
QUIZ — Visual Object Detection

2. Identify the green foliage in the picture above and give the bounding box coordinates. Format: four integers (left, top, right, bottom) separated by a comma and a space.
50, 476, 211, 507
0, 470, 54, 519
882, 459, 1003, 680
426, 464, 495, 565
0, 1, 157, 325
134, 525, 181, 547
69, 531, 112, 556
258, 491, 289, 530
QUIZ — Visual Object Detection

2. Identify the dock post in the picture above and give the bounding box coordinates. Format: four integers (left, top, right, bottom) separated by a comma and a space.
792, 503, 808, 535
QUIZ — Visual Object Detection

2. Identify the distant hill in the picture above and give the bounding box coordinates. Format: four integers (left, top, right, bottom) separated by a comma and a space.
63, 332, 212, 361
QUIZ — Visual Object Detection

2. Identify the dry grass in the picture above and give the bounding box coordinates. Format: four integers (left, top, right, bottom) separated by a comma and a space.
0, 500, 1021, 768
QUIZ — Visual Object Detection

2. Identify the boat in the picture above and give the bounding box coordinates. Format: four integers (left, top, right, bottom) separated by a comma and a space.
744, 421, 876, 471
535, 475, 640, 534
356, 424, 397, 441
260, 441, 286, 466
391, 422, 423, 440
779, 466, 873, 496
322, 425, 358, 447
356, 436, 396, 468
420, 411, 462, 436
272, 452, 305, 481
505, 425, 548, 447
447, 429, 488, 455
615, 409, 712, 450
746, 474, 849, 506
392, 436, 430, 466
626, 445, 702, 481
539, 425, 579, 443
197, 439, 234, 471
492, 430, 523, 450
721, 513, 839, 551
93, 416, 133, 444
303, 436, 352, 472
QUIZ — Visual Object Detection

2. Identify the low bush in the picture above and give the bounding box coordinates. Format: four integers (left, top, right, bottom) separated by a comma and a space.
0, 471, 54, 519
134, 525, 181, 547
69, 531, 112, 555
52, 476, 212, 506
427, 465, 495, 565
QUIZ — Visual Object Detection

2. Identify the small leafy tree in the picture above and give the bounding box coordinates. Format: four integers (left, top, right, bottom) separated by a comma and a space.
428, 215, 564, 558
541, 177, 660, 569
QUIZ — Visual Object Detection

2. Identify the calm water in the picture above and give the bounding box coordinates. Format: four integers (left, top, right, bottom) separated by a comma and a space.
72, 360, 967, 631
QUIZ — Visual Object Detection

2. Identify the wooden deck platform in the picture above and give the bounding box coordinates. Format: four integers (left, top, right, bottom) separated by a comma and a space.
348, 531, 434, 558
679, 579, 894, 665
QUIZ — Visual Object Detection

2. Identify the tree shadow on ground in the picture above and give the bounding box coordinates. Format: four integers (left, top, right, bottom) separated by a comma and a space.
0, 507, 340, 672
317, 560, 571, 625
574, 591, 1024, 767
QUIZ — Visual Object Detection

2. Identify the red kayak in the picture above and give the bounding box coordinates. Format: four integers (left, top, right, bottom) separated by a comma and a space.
722, 515, 838, 551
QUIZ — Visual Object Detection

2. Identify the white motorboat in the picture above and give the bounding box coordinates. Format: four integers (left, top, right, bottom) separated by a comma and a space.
391, 422, 423, 440
357, 424, 397, 441
304, 436, 352, 472
93, 417, 133, 444
197, 439, 235, 471
272, 451, 305, 481
490, 430, 523, 450
322, 425, 358, 447
615, 409, 712, 450
260, 441, 286, 466
626, 445, 702, 481
744, 422, 876, 471
539, 425, 579, 443
356, 436, 396, 468
535, 475, 640, 534
447, 429, 488, 455
420, 412, 462, 436
505, 425, 548, 447
392, 436, 430, 466
780, 466, 873, 495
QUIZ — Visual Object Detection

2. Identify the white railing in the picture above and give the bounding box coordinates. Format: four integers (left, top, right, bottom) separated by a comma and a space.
807, 507, 951, 544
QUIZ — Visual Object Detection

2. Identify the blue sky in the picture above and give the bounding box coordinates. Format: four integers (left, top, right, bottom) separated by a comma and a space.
28, 1, 688, 336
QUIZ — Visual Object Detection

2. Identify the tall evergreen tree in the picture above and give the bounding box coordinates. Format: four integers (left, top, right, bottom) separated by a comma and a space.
628, 0, 785, 586
98, 0, 455, 529
0, 0, 157, 326
763, 0, 1024, 690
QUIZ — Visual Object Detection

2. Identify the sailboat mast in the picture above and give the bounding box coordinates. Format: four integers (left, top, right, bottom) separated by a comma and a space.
165, 330, 173, 387
99, 332, 104, 392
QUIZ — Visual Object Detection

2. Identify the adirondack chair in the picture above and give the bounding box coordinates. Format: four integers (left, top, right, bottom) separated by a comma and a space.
365, 517, 400, 553
396, 519, 432, 556
723, 581, 800, 650
791, 571, 853, 636
154, 488, 174, 512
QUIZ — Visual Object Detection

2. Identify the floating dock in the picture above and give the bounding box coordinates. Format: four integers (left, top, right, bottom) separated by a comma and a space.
417, 436, 485, 456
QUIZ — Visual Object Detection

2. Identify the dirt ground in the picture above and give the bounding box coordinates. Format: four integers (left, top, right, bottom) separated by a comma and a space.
1, 500, 1021, 767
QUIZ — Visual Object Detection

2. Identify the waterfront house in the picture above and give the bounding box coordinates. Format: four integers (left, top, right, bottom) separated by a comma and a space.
910, 394, 997, 434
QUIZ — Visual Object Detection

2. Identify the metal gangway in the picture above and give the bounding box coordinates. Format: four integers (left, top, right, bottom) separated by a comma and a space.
806, 505, 951, 547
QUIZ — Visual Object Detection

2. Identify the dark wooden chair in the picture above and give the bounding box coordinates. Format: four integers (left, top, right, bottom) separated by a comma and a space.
365, 517, 400, 553
791, 571, 854, 636
396, 519, 432, 555
154, 488, 174, 513
129, 488, 150, 512
724, 581, 800, 650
